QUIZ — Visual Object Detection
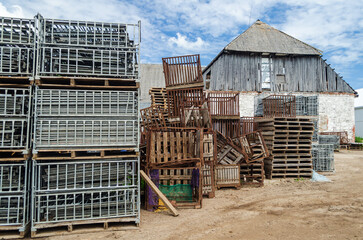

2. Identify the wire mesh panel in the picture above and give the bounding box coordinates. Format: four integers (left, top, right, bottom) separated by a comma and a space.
0, 88, 30, 117
318, 135, 340, 150
0, 162, 27, 193
0, 119, 27, 148
0, 46, 34, 75
312, 144, 334, 171
39, 18, 139, 49
0, 195, 26, 225
0, 17, 34, 45
32, 188, 138, 224
35, 88, 137, 116
34, 119, 138, 149
38, 47, 137, 78
0, 161, 29, 230
296, 95, 318, 116
33, 159, 138, 192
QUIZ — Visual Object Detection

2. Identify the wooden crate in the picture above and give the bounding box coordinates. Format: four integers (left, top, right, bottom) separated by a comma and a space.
146, 167, 202, 209
215, 165, 241, 189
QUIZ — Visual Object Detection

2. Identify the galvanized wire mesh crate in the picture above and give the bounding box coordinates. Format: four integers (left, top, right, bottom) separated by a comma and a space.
31, 158, 140, 227
318, 135, 339, 150
35, 88, 137, 116
296, 95, 318, 116
33, 159, 138, 192
0, 17, 35, 77
0, 88, 30, 116
33, 87, 139, 150
0, 161, 30, 234
0, 87, 31, 151
312, 144, 334, 171
34, 119, 138, 149
0, 46, 34, 76
0, 119, 28, 148
35, 15, 140, 79
0, 17, 35, 45
37, 46, 137, 78
39, 18, 139, 49
32, 188, 138, 224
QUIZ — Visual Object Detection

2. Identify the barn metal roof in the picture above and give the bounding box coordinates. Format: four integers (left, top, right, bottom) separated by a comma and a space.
225, 20, 322, 55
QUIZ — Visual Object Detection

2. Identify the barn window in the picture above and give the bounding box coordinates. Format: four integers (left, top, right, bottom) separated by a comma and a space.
261, 57, 272, 91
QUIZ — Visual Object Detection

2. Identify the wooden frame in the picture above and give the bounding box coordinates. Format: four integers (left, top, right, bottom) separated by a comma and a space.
146, 128, 204, 168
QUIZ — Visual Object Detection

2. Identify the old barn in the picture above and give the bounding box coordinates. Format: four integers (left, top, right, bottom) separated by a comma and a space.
202, 20, 357, 141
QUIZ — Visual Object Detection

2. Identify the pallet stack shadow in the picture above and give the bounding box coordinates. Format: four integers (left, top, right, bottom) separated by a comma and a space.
30, 16, 141, 237
0, 16, 33, 238
257, 95, 314, 179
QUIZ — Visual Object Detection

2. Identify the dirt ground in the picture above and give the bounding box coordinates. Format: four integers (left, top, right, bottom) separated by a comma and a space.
48, 150, 363, 240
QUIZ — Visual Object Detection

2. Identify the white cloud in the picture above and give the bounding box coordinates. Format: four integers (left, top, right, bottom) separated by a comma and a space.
0, 3, 24, 17
277, 0, 363, 67
168, 33, 208, 51
0, 0, 362, 74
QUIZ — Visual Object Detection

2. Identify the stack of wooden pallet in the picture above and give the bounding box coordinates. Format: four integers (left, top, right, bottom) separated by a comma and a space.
257, 117, 314, 178
149, 88, 168, 109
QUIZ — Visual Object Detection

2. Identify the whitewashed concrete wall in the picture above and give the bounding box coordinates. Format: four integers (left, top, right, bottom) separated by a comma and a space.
318, 94, 355, 141
239, 92, 258, 117
239, 92, 356, 142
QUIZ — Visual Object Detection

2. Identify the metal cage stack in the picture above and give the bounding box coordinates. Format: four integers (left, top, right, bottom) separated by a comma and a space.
312, 144, 334, 172
0, 16, 35, 86
0, 162, 31, 239
0, 17, 33, 236
30, 16, 141, 237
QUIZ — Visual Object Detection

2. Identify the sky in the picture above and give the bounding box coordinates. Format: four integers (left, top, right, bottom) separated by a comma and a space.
1, 0, 363, 90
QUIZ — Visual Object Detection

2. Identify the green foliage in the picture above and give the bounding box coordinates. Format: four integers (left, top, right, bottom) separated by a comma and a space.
355, 137, 363, 143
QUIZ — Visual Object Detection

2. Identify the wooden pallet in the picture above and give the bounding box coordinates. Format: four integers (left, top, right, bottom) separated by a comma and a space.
0, 224, 29, 239
0, 76, 32, 87
31, 217, 138, 238
35, 77, 139, 90
32, 148, 138, 160
0, 149, 30, 161
256, 117, 314, 178
202, 133, 216, 198
240, 162, 264, 187
149, 88, 168, 109
216, 131, 247, 165
146, 129, 203, 168
215, 165, 241, 189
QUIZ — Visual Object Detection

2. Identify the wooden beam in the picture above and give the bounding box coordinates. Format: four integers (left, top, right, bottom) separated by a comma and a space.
140, 170, 179, 217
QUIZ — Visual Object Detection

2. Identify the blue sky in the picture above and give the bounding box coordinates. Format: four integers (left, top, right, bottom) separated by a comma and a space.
1, 0, 362, 90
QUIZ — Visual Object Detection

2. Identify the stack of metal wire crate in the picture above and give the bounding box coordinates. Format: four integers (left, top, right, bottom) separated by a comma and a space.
0, 16, 33, 239
30, 16, 141, 237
